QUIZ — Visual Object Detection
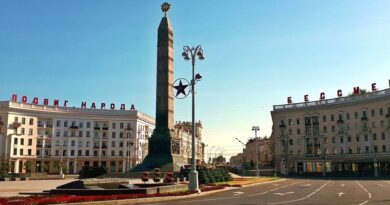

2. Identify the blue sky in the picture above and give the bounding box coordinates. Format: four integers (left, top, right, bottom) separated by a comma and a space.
1, 0, 390, 159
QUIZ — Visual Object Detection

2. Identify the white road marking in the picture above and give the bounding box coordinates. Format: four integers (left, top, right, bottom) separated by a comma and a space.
358, 200, 369, 205
340, 184, 345, 187
233, 191, 244, 196
248, 191, 269, 197
267, 180, 331, 205
182, 196, 240, 203
300, 184, 311, 187
355, 180, 372, 205
248, 180, 305, 197
274, 191, 294, 196
337, 192, 345, 197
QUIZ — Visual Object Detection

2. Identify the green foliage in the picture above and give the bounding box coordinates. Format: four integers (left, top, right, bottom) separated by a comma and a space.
198, 169, 209, 184
24, 161, 33, 173
0, 162, 11, 179
78, 166, 107, 179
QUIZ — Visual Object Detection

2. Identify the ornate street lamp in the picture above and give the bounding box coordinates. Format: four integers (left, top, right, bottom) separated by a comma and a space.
182, 45, 204, 193
252, 126, 260, 177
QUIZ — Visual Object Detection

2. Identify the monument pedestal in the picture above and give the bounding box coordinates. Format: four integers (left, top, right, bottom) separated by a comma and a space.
132, 128, 185, 172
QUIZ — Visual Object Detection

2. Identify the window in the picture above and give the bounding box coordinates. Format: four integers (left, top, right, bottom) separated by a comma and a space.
94, 132, 98, 138
86, 131, 90, 137
71, 150, 75, 156
332, 137, 336, 143
331, 115, 335, 121
382, 132, 386, 140
372, 121, 376, 128
333, 148, 338, 154
78, 150, 82, 156
348, 136, 351, 142
381, 120, 385, 128
288, 119, 293, 125
365, 135, 368, 142
383, 145, 387, 152
120, 123, 124, 129
71, 140, 75, 146
357, 147, 361, 153
297, 128, 301, 135
78, 141, 82, 147
289, 139, 293, 145
365, 146, 369, 152
119, 142, 123, 147
55, 150, 59, 156
71, 131, 75, 137
354, 112, 358, 119
112, 123, 116, 129
340, 148, 344, 154
28, 139, 32, 146
340, 136, 344, 143
13, 148, 17, 155
322, 115, 326, 122
119, 151, 123, 156
21, 128, 25, 135
120, 132, 124, 138
288, 129, 293, 135
21, 117, 26, 124
56, 131, 60, 137
79, 131, 83, 137
86, 142, 90, 147
296, 118, 300, 125
111, 150, 115, 156
87, 122, 91, 128
20, 149, 24, 155
21, 138, 24, 145
324, 137, 328, 144
28, 149, 32, 156
86, 150, 89, 156
331, 126, 335, 132
380, 108, 384, 116
14, 138, 18, 144
362, 110, 367, 117
56, 120, 60, 127
112, 132, 116, 138
323, 126, 327, 133
371, 109, 375, 117
346, 113, 350, 120
29, 118, 34, 125
373, 133, 377, 141
111, 141, 116, 147
103, 132, 107, 138
28, 128, 33, 135
102, 151, 106, 156
64, 121, 68, 127
63, 150, 67, 156
79, 122, 83, 128
56, 141, 60, 146
64, 131, 68, 137
374, 146, 378, 153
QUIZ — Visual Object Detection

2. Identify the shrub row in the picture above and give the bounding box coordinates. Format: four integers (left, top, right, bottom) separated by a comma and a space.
198, 168, 232, 184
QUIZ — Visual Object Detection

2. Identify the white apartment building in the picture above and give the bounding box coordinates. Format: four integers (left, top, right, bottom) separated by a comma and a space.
0, 100, 154, 174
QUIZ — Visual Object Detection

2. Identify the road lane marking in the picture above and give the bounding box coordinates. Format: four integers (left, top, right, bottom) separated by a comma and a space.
248, 191, 269, 196
358, 200, 369, 205
300, 184, 311, 187
267, 180, 331, 205
340, 184, 345, 187
337, 192, 345, 197
182, 196, 240, 203
274, 191, 294, 196
355, 180, 372, 205
233, 191, 244, 196
248, 180, 304, 197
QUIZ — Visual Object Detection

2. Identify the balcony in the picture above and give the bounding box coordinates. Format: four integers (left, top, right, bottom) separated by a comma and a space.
125, 127, 133, 133
94, 127, 101, 131
37, 144, 43, 148
102, 127, 109, 131
38, 124, 44, 128
361, 116, 368, 121
10, 122, 21, 129
70, 125, 79, 130
102, 145, 108, 149
279, 124, 286, 128
93, 146, 100, 149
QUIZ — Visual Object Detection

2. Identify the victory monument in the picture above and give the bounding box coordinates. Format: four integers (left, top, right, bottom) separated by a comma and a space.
133, 3, 185, 172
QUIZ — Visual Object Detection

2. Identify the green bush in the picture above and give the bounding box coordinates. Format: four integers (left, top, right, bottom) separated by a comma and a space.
198, 169, 209, 184
0, 162, 10, 180
79, 166, 107, 179
207, 169, 216, 183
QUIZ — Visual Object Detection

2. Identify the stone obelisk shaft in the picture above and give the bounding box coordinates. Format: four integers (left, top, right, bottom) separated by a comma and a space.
156, 16, 174, 130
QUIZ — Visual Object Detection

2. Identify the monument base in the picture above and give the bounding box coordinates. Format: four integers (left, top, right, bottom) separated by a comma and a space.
132, 128, 186, 172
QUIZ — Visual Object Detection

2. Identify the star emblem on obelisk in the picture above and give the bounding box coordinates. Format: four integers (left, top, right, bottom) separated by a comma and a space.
173, 79, 189, 97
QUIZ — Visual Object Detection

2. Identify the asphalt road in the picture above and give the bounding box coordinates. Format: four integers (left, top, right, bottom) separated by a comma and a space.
144, 178, 390, 205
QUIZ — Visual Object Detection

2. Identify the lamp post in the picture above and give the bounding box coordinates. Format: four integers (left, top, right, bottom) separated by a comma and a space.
182, 45, 204, 193
252, 126, 260, 177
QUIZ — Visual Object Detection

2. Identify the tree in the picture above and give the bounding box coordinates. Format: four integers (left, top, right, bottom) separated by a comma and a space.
0, 162, 11, 180
24, 161, 33, 175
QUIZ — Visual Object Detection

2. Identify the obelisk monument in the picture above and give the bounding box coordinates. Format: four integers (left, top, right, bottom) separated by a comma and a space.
133, 2, 185, 172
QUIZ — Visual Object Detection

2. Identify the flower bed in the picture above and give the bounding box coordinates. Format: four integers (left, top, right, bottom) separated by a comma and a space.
0, 186, 225, 205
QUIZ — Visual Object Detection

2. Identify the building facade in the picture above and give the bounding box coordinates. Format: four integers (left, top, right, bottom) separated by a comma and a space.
0, 100, 155, 174
174, 121, 205, 165
271, 88, 390, 176
243, 137, 273, 167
